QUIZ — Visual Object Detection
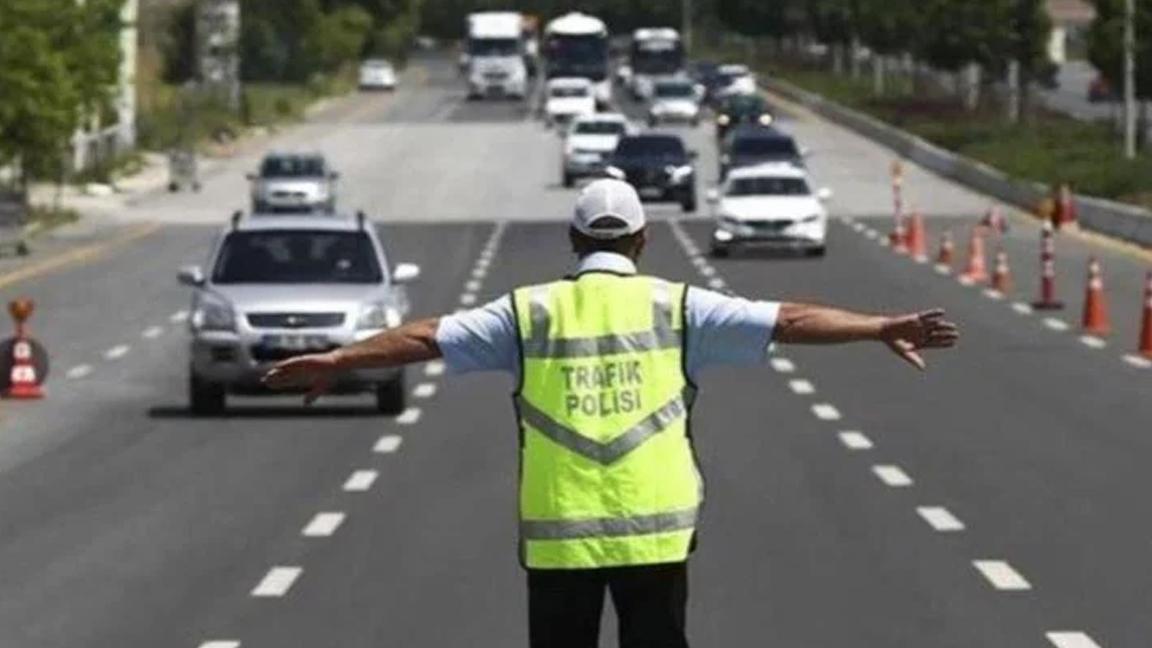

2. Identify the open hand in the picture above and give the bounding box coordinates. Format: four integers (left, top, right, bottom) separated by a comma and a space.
879, 309, 959, 370
261, 352, 340, 405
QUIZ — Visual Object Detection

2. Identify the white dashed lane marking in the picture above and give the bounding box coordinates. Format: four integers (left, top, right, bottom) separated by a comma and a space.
838, 431, 873, 450
1012, 302, 1034, 315
707, 278, 726, 290
198, 642, 241, 648
424, 361, 445, 377
413, 383, 438, 399
1046, 631, 1102, 648
1079, 335, 1107, 349
872, 464, 914, 487
142, 326, 164, 339
1044, 317, 1070, 332
811, 403, 841, 421
66, 365, 93, 380
460, 293, 477, 306
1123, 354, 1152, 369
699, 265, 717, 278
251, 566, 302, 597
302, 512, 346, 538
973, 560, 1032, 591
770, 358, 796, 373
395, 407, 422, 425
374, 435, 403, 454
342, 470, 378, 492
170, 310, 189, 323
982, 288, 1004, 300
788, 379, 815, 395
471, 267, 487, 280
916, 506, 965, 532
104, 345, 130, 360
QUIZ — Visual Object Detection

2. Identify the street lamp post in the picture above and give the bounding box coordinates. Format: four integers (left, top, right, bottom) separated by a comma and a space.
682, 0, 692, 52
1124, 0, 1137, 159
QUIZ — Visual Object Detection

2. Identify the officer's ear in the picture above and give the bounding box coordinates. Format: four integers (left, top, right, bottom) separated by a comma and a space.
630, 227, 647, 261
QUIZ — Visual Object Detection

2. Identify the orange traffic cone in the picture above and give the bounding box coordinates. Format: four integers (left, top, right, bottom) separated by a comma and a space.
982, 205, 1007, 235
1081, 258, 1111, 335
1138, 271, 1152, 358
906, 209, 928, 262
1032, 223, 1064, 310
4, 298, 43, 399
936, 230, 955, 270
991, 249, 1012, 294
960, 227, 988, 283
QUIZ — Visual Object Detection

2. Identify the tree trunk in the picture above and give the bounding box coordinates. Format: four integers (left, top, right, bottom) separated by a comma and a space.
831, 44, 845, 75
963, 63, 981, 112
850, 37, 862, 79
873, 55, 886, 95
1007, 60, 1021, 124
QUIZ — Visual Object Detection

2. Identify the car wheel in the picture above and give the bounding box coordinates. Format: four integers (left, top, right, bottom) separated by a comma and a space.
806, 246, 827, 258
647, 116, 657, 128
189, 371, 226, 416
711, 245, 731, 258
681, 193, 697, 213
562, 171, 574, 188
375, 371, 406, 416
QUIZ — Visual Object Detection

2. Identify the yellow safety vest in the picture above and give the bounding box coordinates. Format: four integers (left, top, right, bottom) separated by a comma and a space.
512, 272, 702, 569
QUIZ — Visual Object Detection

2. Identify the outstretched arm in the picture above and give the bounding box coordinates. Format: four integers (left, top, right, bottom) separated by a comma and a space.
262, 318, 442, 403
773, 304, 958, 370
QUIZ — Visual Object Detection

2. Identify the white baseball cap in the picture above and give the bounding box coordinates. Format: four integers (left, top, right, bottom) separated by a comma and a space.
572, 179, 647, 240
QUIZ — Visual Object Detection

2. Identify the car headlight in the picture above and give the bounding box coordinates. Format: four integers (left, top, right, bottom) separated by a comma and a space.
192, 293, 236, 332
717, 114, 731, 125
759, 114, 774, 126
358, 303, 402, 330
666, 165, 694, 183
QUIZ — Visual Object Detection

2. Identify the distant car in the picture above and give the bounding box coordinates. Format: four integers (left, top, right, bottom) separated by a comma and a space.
719, 125, 805, 179
359, 59, 397, 91
562, 113, 633, 187
248, 153, 339, 214
179, 212, 421, 415
708, 63, 756, 106
604, 134, 697, 212
709, 163, 831, 257
715, 93, 774, 142
647, 78, 702, 126
544, 77, 596, 127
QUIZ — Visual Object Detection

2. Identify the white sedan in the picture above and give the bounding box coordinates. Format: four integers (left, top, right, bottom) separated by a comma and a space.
359, 59, 397, 91
561, 113, 634, 187
709, 163, 831, 257
544, 77, 596, 127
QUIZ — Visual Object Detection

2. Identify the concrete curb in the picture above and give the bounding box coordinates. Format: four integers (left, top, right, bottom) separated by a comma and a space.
763, 76, 1152, 248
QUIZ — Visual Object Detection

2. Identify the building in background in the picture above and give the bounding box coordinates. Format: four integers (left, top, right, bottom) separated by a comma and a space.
1046, 0, 1096, 64
72, 0, 140, 172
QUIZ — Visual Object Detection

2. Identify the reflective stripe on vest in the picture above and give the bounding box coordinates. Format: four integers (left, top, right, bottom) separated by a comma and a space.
522, 282, 678, 358
522, 506, 699, 541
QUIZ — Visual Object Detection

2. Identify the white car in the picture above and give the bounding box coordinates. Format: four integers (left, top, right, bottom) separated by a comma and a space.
713, 63, 757, 100
359, 59, 397, 91
647, 78, 701, 126
709, 163, 831, 257
544, 77, 596, 127
561, 113, 633, 187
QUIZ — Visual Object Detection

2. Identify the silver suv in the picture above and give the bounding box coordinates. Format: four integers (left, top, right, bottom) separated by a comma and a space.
247, 152, 338, 214
178, 212, 420, 415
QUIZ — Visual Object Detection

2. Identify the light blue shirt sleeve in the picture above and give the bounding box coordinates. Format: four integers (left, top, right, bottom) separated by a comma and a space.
435, 287, 780, 382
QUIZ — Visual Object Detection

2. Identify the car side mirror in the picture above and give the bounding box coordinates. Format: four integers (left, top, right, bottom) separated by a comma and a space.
178, 265, 205, 287
392, 263, 421, 284
706, 188, 721, 204
817, 188, 833, 202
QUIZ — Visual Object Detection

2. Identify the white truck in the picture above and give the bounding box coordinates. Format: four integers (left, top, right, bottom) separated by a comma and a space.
543, 12, 611, 109
465, 12, 528, 100
628, 28, 685, 101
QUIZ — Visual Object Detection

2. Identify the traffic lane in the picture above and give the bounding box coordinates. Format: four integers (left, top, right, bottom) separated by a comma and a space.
239, 220, 1036, 647
0, 223, 490, 648
681, 217, 1149, 645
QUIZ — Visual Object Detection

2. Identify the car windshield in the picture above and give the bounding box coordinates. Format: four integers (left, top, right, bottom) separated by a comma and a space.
655, 83, 695, 98
722, 95, 767, 114
260, 156, 325, 178
732, 137, 798, 157
213, 230, 382, 284
551, 85, 589, 98
615, 137, 686, 160
363, 60, 392, 70
727, 177, 810, 197
574, 121, 626, 135
470, 37, 520, 57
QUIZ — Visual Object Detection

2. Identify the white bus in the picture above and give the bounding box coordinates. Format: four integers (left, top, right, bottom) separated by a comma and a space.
543, 12, 611, 108
628, 27, 685, 100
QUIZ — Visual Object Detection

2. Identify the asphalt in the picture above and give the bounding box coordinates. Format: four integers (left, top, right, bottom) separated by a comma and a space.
0, 53, 1148, 647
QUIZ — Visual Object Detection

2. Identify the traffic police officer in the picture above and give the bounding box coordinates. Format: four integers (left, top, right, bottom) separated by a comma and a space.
263, 179, 959, 648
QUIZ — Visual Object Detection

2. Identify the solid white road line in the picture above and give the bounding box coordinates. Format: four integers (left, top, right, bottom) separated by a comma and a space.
343, 470, 378, 492
1012, 302, 1034, 315
396, 407, 422, 424
251, 566, 302, 597
838, 431, 873, 450
142, 326, 164, 339
1079, 335, 1107, 349
170, 310, 189, 323
770, 358, 796, 373
1046, 631, 1102, 648
811, 403, 841, 421
707, 278, 726, 290
413, 383, 438, 399
973, 560, 1032, 591
66, 365, 93, 380
917, 506, 965, 532
1044, 317, 1070, 332
424, 360, 445, 377
198, 642, 241, 648
104, 345, 130, 360
1122, 354, 1152, 369
788, 379, 815, 395
302, 512, 346, 537
872, 464, 914, 487
374, 435, 403, 453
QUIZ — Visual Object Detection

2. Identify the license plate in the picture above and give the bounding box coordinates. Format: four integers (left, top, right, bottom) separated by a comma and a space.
261, 334, 330, 351
639, 187, 663, 198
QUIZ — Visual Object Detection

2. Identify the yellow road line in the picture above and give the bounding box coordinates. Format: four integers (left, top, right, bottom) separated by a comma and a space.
0, 223, 162, 291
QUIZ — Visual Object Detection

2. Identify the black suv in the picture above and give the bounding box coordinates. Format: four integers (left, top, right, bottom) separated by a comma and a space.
605, 134, 697, 212
719, 125, 804, 179
715, 93, 774, 142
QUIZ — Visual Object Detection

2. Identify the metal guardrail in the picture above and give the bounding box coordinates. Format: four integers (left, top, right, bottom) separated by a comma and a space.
762, 76, 1152, 248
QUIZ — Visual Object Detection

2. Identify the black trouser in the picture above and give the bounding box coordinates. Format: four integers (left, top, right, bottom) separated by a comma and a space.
527, 562, 690, 648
